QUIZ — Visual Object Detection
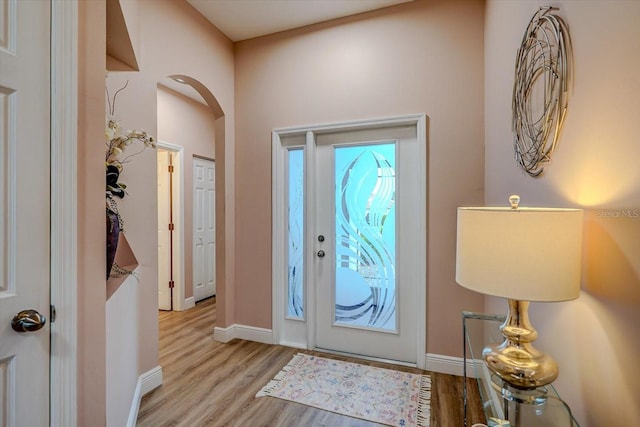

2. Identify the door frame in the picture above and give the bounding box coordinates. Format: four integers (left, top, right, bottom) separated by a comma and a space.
272, 114, 427, 369
156, 141, 187, 311
50, 0, 78, 424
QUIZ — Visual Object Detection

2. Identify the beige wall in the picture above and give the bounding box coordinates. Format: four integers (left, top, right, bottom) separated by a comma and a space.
234, 0, 485, 355
485, 1, 640, 425
100, 0, 234, 421
105, 276, 138, 427
157, 86, 216, 298
116, 0, 233, 367
78, 0, 107, 424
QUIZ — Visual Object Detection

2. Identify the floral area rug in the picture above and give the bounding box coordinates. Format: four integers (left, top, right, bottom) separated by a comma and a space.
256, 353, 431, 427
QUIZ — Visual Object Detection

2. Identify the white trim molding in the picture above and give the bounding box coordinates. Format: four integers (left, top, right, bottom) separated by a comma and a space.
213, 324, 274, 344
50, 0, 78, 425
183, 296, 195, 310
425, 353, 480, 378
126, 366, 163, 427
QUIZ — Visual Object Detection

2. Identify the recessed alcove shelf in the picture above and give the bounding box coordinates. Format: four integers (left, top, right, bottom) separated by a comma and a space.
105, 0, 139, 300
106, 0, 139, 71
106, 233, 139, 300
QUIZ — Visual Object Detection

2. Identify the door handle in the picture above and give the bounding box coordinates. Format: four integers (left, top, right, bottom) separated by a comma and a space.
11, 309, 47, 333
317, 250, 326, 258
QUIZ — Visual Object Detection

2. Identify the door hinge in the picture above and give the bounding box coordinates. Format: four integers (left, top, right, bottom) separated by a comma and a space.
168, 165, 174, 173
169, 280, 175, 289
168, 223, 174, 231
50, 304, 57, 323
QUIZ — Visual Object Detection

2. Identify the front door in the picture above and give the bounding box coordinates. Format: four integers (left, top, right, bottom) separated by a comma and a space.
0, 0, 51, 424
314, 125, 424, 363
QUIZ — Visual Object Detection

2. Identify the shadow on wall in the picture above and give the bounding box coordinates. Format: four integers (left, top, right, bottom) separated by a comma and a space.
583, 209, 640, 303
579, 209, 640, 425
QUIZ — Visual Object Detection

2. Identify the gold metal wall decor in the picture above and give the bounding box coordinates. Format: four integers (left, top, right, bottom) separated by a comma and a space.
512, 7, 572, 177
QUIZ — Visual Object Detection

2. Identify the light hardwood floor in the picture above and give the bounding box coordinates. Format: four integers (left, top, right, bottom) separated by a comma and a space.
137, 297, 486, 427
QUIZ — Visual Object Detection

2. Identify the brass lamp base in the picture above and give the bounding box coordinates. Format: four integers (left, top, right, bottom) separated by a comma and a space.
482, 299, 558, 390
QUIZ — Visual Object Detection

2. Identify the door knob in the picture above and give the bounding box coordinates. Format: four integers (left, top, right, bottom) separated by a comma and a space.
317, 250, 325, 258
11, 309, 47, 333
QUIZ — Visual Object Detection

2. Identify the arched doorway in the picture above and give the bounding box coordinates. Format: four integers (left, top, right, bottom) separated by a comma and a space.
156, 75, 224, 311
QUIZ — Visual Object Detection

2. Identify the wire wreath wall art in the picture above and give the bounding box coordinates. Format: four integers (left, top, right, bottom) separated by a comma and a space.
512, 7, 572, 177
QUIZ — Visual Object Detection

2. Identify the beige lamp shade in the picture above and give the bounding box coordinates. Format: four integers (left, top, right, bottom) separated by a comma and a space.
456, 207, 583, 302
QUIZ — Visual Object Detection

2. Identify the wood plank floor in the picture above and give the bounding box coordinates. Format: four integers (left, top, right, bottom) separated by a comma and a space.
137, 297, 486, 427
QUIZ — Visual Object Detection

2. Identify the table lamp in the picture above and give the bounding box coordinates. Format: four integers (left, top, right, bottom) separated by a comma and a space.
456, 195, 583, 390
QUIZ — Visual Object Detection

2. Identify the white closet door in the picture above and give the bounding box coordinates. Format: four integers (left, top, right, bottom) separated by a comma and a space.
193, 157, 216, 301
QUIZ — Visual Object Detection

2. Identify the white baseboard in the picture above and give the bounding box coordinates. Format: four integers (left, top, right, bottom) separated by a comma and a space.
213, 324, 274, 344
173, 296, 195, 312
126, 366, 163, 427
425, 353, 480, 378
208, 328, 478, 379
183, 296, 195, 310
140, 365, 163, 395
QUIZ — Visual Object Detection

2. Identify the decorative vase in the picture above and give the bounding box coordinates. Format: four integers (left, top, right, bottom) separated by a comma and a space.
106, 208, 120, 279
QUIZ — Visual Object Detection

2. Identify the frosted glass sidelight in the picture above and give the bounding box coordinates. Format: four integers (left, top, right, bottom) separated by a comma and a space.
287, 149, 304, 318
334, 143, 396, 331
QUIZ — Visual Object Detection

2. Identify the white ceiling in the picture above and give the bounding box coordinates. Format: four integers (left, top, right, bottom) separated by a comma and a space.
186, 0, 414, 42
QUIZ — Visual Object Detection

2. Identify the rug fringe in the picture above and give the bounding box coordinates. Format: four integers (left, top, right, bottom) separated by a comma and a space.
256, 353, 305, 397
416, 374, 432, 427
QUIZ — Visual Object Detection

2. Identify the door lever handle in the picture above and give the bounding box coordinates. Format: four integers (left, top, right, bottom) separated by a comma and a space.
11, 309, 47, 333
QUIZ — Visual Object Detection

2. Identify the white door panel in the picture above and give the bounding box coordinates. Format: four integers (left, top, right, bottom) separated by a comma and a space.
193, 157, 215, 301
0, 0, 51, 424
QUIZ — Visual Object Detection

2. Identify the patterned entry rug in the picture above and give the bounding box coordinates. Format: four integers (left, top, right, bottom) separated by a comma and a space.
256, 353, 431, 427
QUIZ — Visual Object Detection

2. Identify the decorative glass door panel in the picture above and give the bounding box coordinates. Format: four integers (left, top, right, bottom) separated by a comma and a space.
334, 143, 397, 331
287, 148, 304, 319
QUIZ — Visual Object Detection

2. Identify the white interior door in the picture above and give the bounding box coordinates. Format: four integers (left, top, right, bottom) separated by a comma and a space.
193, 157, 216, 302
314, 125, 424, 364
0, 0, 51, 424
157, 150, 172, 310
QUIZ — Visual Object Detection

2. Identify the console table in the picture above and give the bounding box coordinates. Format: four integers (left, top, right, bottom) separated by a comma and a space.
462, 311, 580, 427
